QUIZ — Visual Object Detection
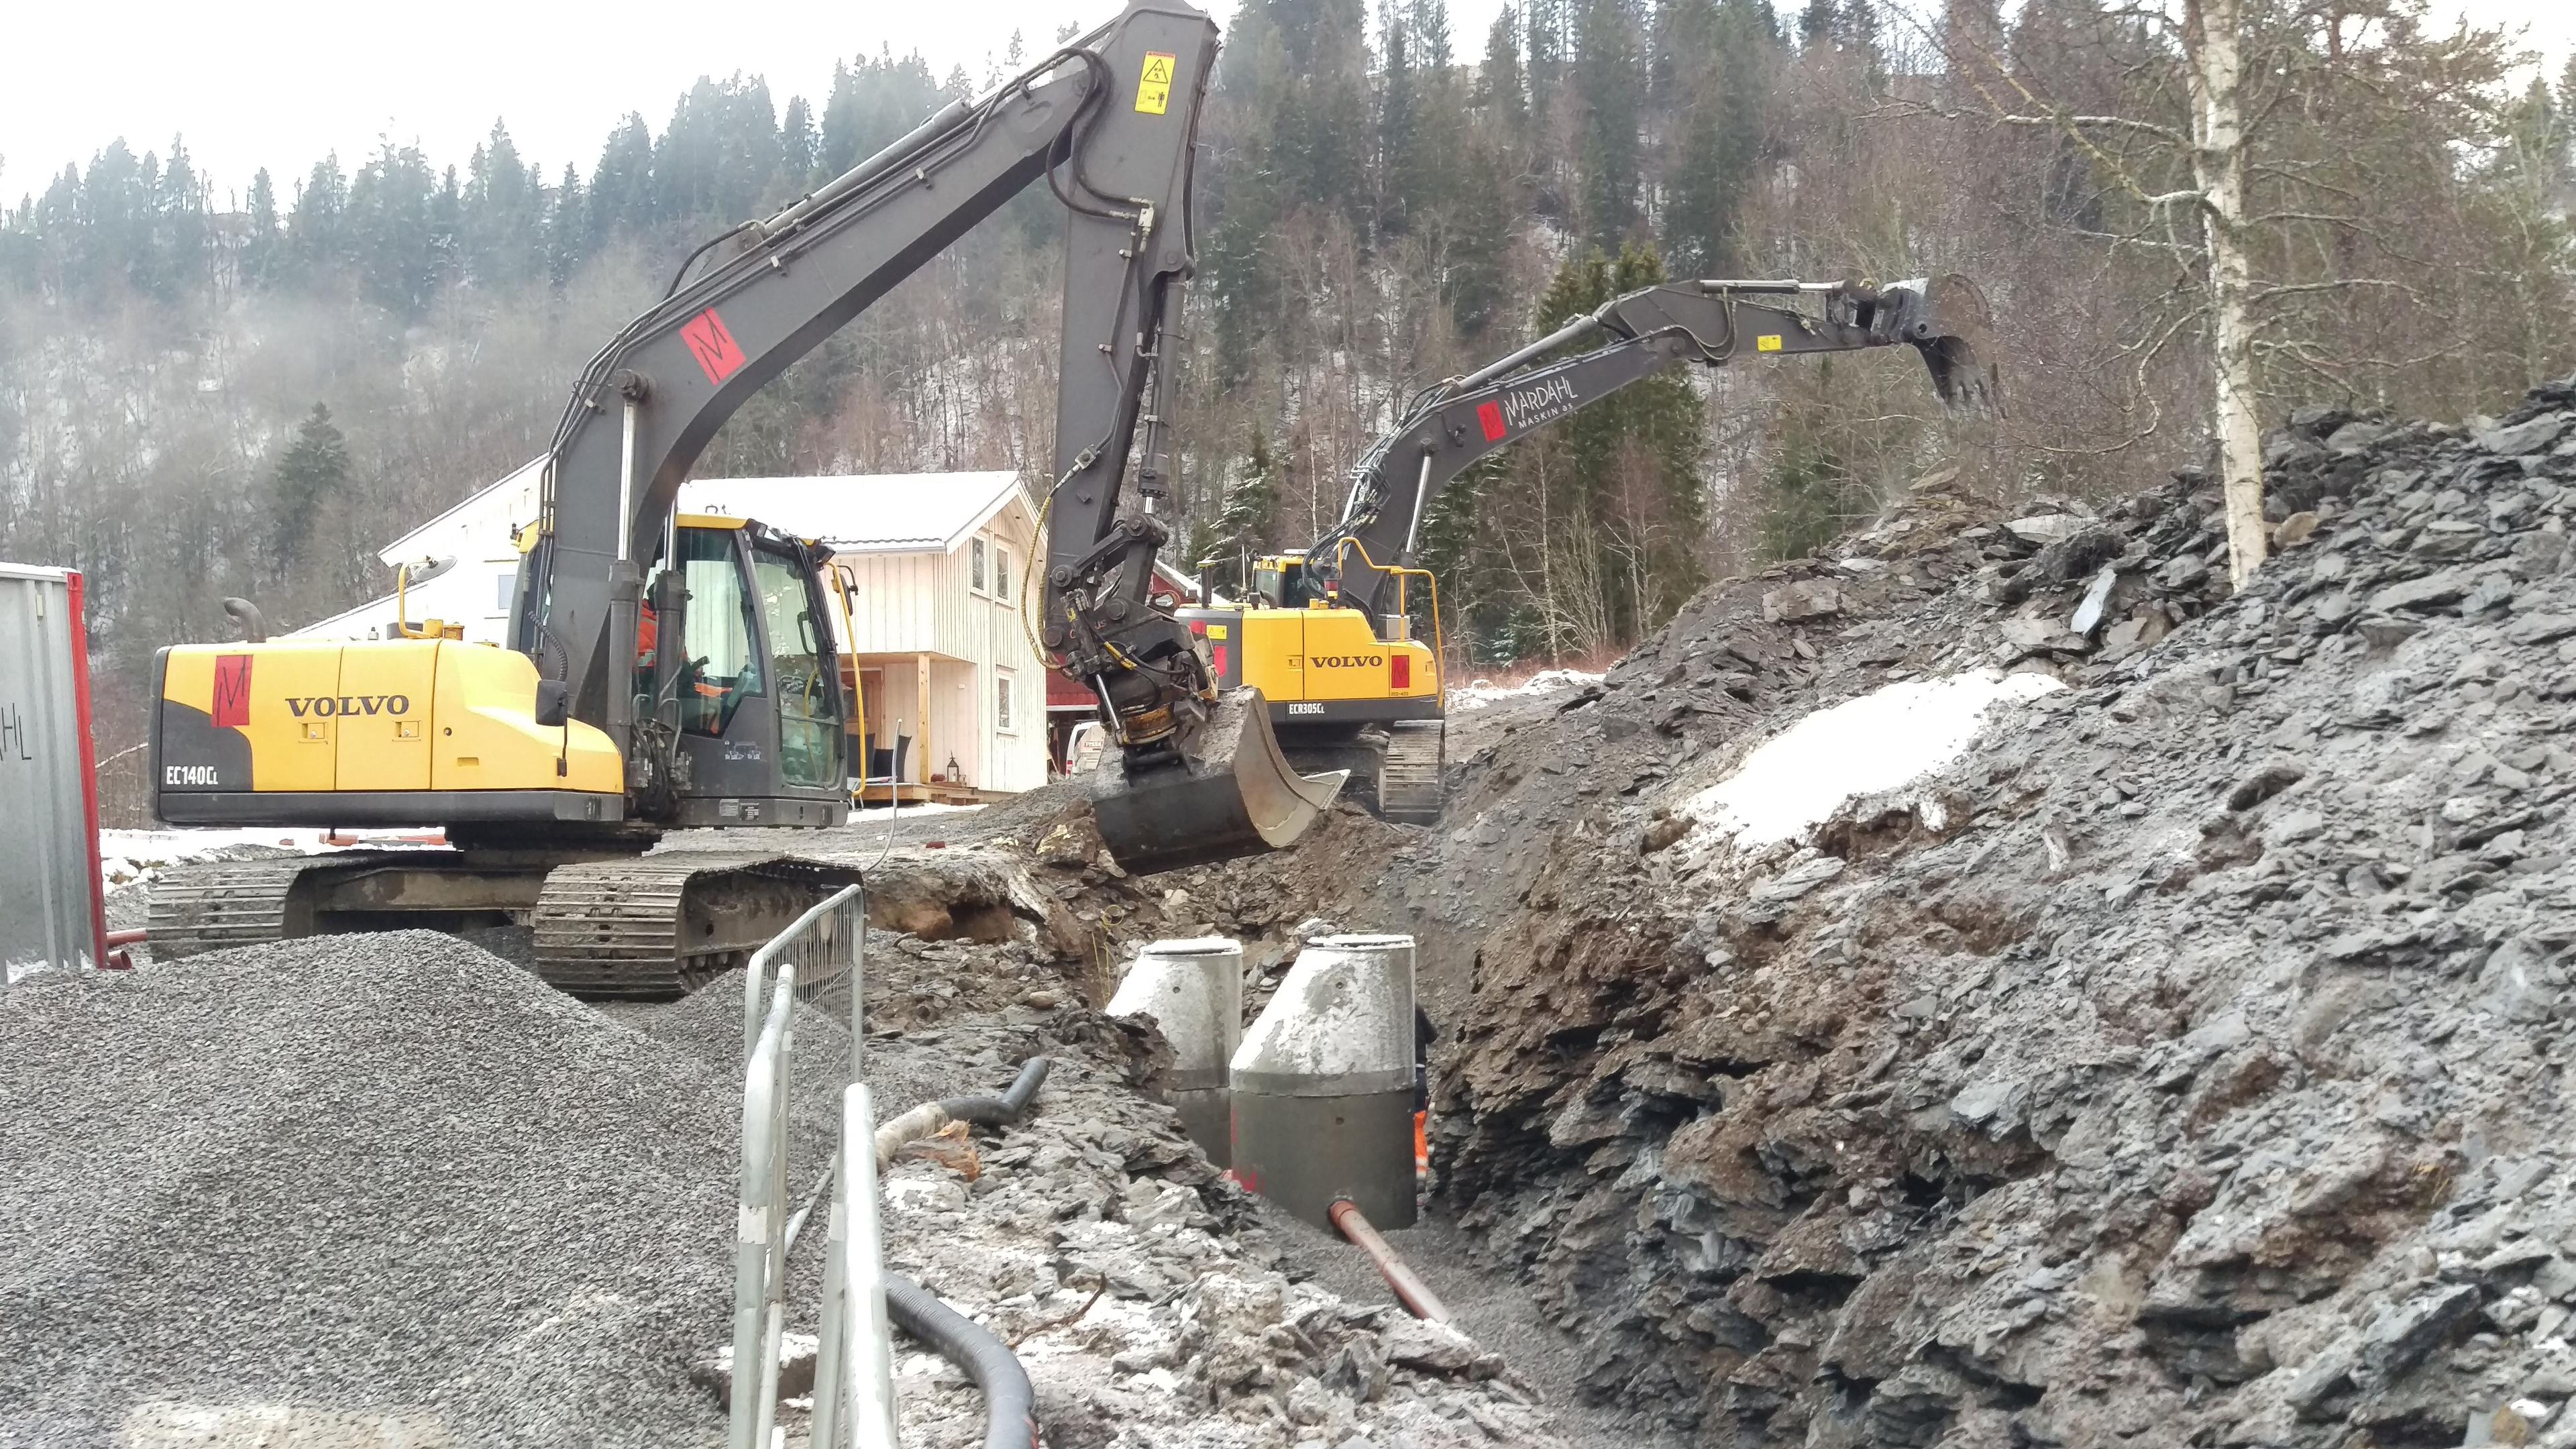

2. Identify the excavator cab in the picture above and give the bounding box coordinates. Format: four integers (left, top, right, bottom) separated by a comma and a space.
1250, 552, 1329, 609
639, 517, 850, 826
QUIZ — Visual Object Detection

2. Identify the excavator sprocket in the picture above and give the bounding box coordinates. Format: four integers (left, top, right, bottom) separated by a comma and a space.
1093, 688, 1347, 875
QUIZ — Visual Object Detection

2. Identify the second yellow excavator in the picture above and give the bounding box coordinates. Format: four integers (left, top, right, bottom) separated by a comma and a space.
1180, 275, 2002, 822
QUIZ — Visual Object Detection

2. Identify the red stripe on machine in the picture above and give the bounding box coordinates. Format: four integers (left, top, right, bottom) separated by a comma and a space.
680, 307, 748, 385
1391, 655, 1410, 689
211, 653, 254, 729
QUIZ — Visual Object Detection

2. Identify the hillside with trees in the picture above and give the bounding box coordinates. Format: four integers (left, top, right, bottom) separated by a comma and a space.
4, 0, 2572, 752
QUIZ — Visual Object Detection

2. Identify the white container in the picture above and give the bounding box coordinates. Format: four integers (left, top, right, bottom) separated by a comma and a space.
1230, 933, 1417, 1228
1108, 936, 1244, 1165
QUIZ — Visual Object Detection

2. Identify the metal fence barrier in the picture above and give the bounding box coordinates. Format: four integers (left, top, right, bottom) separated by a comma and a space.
732, 883, 898, 1449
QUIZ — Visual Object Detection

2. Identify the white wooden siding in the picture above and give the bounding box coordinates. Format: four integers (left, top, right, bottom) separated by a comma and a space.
837, 492, 1049, 794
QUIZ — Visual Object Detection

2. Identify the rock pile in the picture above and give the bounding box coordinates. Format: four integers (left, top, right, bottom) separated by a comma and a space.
863, 1012, 1568, 1449
1362, 376, 2576, 1446
8, 914, 1574, 1448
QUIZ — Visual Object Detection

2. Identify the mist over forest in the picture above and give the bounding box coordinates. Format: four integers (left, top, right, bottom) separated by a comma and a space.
4, 0, 2572, 757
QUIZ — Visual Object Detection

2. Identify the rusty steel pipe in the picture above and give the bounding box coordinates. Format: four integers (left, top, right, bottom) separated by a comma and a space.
1328, 1199, 1452, 1323
103, 928, 146, 971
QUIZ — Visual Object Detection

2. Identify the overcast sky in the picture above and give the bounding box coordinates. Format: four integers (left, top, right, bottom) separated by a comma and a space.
4, 0, 2569, 207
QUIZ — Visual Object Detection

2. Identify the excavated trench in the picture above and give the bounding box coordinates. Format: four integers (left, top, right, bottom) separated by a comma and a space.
991, 377, 2576, 1448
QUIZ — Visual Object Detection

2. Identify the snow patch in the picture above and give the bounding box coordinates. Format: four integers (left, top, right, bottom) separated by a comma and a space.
1449, 669, 1603, 712
97, 827, 442, 896
1684, 668, 2065, 849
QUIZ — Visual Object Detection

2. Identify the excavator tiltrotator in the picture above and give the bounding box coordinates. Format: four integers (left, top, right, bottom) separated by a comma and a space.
1179, 274, 2002, 823
145, 0, 1342, 993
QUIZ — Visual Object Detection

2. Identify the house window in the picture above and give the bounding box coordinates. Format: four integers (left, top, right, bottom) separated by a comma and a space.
993, 545, 1010, 602
996, 670, 1016, 733
971, 537, 986, 593
494, 572, 516, 612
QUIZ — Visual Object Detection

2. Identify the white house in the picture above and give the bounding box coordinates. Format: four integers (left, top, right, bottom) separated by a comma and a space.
293, 465, 1050, 797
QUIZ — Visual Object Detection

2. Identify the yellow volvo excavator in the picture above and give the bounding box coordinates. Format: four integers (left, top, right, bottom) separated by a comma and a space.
1179, 275, 2002, 822
145, 1, 1345, 992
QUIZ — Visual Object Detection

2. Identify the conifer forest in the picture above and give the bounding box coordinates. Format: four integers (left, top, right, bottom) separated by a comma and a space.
3, 0, 2572, 747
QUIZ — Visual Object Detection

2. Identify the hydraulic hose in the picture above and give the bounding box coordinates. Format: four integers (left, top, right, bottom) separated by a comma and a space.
885, 1273, 1039, 1449
940, 1057, 1053, 1126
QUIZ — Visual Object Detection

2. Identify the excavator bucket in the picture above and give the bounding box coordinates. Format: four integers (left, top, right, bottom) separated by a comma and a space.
1093, 689, 1348, 875
1891, 274, 2005, 417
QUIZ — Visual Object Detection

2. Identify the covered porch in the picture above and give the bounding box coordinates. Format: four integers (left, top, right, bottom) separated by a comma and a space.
841, 651, 1007, 804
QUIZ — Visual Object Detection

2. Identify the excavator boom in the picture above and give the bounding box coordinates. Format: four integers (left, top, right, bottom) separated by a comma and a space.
1313, 274, 2002, 622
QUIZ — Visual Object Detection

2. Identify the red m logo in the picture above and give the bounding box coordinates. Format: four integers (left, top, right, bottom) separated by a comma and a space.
1476, 400, 1506, 443
211, 654, 253, 729
680, 308, 747, 386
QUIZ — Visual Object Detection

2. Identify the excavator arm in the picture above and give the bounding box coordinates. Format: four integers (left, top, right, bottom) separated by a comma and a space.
1309, 275, 2002, 623
515, 2, 1222, 763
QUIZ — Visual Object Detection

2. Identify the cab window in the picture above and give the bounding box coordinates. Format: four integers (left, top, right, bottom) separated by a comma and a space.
677, 529, 761, 737
752, 545, 841, 789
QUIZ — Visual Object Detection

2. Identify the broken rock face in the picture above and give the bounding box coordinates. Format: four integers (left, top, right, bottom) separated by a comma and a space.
1318, 376, 2576, 1446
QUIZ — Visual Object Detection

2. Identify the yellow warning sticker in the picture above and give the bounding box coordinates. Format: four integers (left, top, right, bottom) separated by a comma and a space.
1136, 52, 1177, 114
1205, 624, 1228, 641
1756, 334, 1784, 353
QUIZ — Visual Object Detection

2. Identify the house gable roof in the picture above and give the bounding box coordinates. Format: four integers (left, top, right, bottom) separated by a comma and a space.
678, 472, 1032, 555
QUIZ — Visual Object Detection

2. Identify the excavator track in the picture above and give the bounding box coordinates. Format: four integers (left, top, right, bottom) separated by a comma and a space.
146, 854, 377, 960
147, 849, 860, 1001
1377, 720, 1446, 825
532, 852, 863, 1000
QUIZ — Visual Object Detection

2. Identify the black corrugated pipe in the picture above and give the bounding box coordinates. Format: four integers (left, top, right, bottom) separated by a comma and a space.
939, 1057, 1051, 1126
886, 1273, 1038, 1448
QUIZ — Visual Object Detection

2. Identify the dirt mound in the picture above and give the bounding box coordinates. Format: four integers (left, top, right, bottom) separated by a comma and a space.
1169, 378, 2576, 1446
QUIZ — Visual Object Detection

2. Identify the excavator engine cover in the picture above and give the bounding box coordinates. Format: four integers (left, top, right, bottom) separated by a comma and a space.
1093, 688, 1347, 875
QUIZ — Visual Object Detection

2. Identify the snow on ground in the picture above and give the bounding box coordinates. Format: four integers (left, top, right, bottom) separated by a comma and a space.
97, 828, 441, 893
1448, 668, 1605, 712
1682, 667, 2065, 848
849, 801, 987, 818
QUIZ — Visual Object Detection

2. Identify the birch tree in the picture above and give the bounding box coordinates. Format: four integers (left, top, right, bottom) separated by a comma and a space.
1924, 0, 2525, 587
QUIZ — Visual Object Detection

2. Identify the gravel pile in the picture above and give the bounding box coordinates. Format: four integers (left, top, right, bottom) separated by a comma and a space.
0, 931, 739, 1448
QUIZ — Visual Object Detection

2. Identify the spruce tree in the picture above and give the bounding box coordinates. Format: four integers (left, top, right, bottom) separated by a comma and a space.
1573, 0, 1642, 251
242, 168, 280, 288
589, 115, 655, 244
546, 164, 586, 288
1378, 0, 1417, 237
269, 403, 350, 569
1479, 8, 1527, 136
780, 97, 818, 189
1199, 425, 1283, 597
288, 154, 350, 282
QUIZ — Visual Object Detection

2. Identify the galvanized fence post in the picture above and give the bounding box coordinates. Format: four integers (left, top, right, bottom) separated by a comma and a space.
733, 883, 896, 1449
